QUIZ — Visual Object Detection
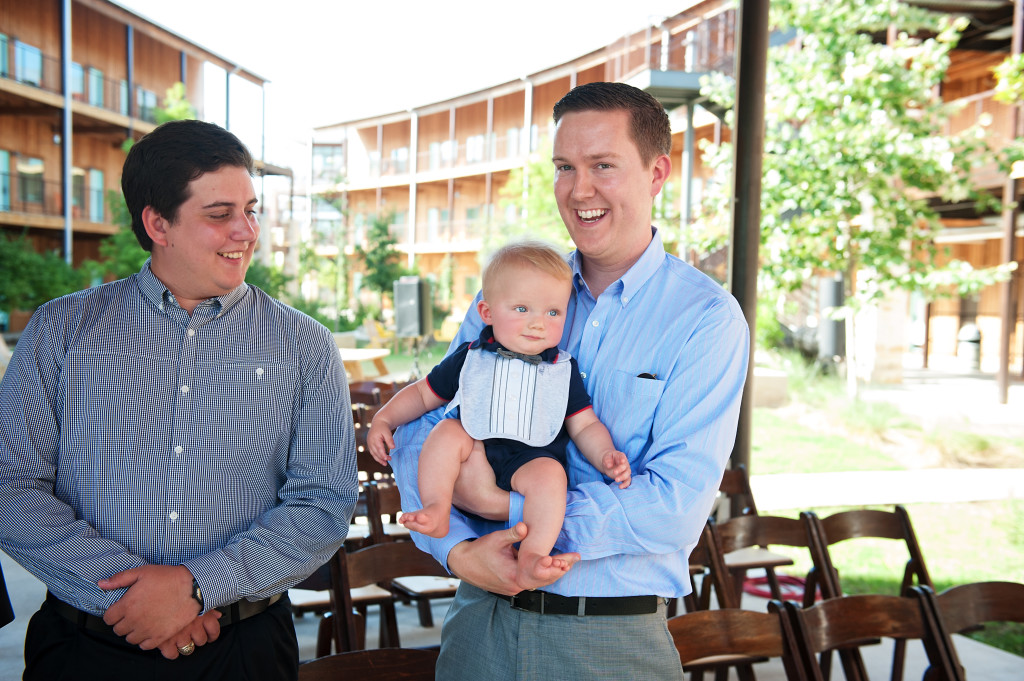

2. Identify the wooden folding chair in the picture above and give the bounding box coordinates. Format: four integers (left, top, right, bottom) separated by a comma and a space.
780, 595, 958, 681
802, 505, 933, 681
668, 600, 807, 681
718, 463, 760, 517
366, 481, 458, 628
912, 581, 1024, 680
713, 514, 819, 608
328, 538, 453, 653
352, 404, 393, 484
298, 647, 438, 681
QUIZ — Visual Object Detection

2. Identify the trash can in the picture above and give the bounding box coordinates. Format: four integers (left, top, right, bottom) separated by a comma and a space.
957, 323, 981, 371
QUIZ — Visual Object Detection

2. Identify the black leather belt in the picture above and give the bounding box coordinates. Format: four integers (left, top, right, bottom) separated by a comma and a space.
46, 592, 284, 632
490, 590, 660, 616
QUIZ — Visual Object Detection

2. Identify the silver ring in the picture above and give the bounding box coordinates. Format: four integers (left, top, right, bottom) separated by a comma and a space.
177, 641, 196, 656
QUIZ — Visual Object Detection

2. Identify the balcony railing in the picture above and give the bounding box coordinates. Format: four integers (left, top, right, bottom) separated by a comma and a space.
611, 8, 737, 83
0, 171, 105, 223
2, 40, 162, 123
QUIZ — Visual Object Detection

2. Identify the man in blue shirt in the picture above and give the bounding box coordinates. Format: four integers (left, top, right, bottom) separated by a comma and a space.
389, 82, 749, 680
0, 120, 357, 680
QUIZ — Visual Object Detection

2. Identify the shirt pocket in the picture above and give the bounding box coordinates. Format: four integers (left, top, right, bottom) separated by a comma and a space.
571, 370, 665, 483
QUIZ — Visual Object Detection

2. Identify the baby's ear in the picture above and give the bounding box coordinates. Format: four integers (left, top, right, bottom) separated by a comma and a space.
477, 299, 493, 325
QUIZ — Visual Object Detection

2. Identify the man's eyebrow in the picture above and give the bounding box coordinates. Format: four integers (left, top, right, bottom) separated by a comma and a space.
201, 198, 259, 209
552, 152, 622, 163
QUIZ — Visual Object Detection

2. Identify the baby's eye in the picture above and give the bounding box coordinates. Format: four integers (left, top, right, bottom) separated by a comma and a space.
514, 305, 527, 313
547, 310, 559, 317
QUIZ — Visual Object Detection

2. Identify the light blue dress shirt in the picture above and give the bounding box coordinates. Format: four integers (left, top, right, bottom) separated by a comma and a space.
0, 262, 358, 615
390, 230, 749, 597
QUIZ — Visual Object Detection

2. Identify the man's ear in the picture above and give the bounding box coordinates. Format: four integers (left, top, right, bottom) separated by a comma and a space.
477, 298, 493, 325
142, 206, 170, 247
649, 154, 672, 198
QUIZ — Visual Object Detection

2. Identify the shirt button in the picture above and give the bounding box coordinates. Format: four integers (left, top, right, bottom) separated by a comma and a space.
169, 512, 179, 521
580, 372, 587, 379
174, 446, 183, 455
180, 385, 190, 394
187, 329, 196, 337
622, 296, 629, 303
592, 320, 599, 327
256, 367, 264, 377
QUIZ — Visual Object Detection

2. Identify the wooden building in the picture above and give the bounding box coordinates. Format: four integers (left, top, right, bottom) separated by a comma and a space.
0, 0, 287, 275
311, 0, 1021, 374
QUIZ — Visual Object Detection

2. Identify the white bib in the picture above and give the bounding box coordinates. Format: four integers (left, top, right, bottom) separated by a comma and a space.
447, 348, 573, 447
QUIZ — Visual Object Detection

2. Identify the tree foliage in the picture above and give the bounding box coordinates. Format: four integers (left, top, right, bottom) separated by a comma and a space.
0, 233, 85, 313
696, 0, 1012, 310
493, 141, 573, 255
354, 214, 412, 310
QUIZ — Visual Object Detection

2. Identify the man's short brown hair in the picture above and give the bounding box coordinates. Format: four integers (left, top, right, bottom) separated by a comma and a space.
552, 82, 672, 166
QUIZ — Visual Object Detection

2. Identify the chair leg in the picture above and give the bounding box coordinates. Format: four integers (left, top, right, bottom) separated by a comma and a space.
378, 602, 400, 648
316, 614, 333, 657
416, 598, 434, 627
891, 639, 906, 681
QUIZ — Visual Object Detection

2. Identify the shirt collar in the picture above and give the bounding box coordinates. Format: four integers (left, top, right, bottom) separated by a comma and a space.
136, 259, 248, 315
569, 227, 667, 306
470, 325, 560, 363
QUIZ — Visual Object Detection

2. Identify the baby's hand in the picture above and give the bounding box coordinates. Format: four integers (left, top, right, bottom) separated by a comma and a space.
365, 420, 395, 465
603, 451, 631, 489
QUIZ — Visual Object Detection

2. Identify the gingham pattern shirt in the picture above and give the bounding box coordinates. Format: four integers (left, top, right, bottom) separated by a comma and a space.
391, 230, 749, 597
0, 262, 357, 615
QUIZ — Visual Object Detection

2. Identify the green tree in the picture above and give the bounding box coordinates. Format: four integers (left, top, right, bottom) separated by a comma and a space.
156, 82, 197, 124
493, 141, 572, 255
355, 214, 412, 313
696, 0, 1013, 391
0, 233, 85, 315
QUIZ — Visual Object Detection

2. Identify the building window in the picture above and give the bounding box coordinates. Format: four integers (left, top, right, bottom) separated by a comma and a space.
466, 135, 485, 163
312, 143, 345, 183
505, 128, 520, 158
119, 80, 130, 116
15, 41, 43, 87
0, 34, 8, 78
0, 150, 10, 211
72, 167, 86, 217
88, 169, 104, 222
17, 156, 44, 205
428, 142, 441, 170
137, 89, 158, 123
389, 147, 409, 174
88, 67, 104, 108
440, 140, 456, 166
71, 63, 85, 100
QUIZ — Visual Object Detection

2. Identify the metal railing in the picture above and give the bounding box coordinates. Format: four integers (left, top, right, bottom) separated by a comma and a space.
0, 171, 105, 222
2, 40, 162, 123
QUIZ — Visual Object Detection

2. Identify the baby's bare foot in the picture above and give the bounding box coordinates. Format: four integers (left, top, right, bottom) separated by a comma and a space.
517, 553, 573, 590
399, 504, 450, 538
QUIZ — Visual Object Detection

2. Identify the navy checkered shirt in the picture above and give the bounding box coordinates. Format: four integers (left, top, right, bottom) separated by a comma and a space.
0, 262, 357, 615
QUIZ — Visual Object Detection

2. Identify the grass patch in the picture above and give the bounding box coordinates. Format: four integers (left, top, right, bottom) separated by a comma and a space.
751, 409, 903, 474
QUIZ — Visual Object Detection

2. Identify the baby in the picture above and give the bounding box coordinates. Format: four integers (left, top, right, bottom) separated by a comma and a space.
367, 240, 630, 587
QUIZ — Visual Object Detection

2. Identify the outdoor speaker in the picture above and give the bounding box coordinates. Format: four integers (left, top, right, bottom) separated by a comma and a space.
394, 276, 432, 338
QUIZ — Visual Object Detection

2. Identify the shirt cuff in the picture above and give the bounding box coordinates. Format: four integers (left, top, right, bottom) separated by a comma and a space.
509, 491, 525, 526
183, 552, 239, 614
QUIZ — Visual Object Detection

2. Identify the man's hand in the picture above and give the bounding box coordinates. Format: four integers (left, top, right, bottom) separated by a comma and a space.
156, 610, 223, 659
99, 564, 200, 650
447, 522, 580, 595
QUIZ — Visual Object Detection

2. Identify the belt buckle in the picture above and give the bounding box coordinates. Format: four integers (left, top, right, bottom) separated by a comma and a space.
508, 591, 542, 613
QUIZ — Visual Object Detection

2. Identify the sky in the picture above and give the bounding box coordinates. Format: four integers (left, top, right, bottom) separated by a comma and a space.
115, 0, 686, 173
